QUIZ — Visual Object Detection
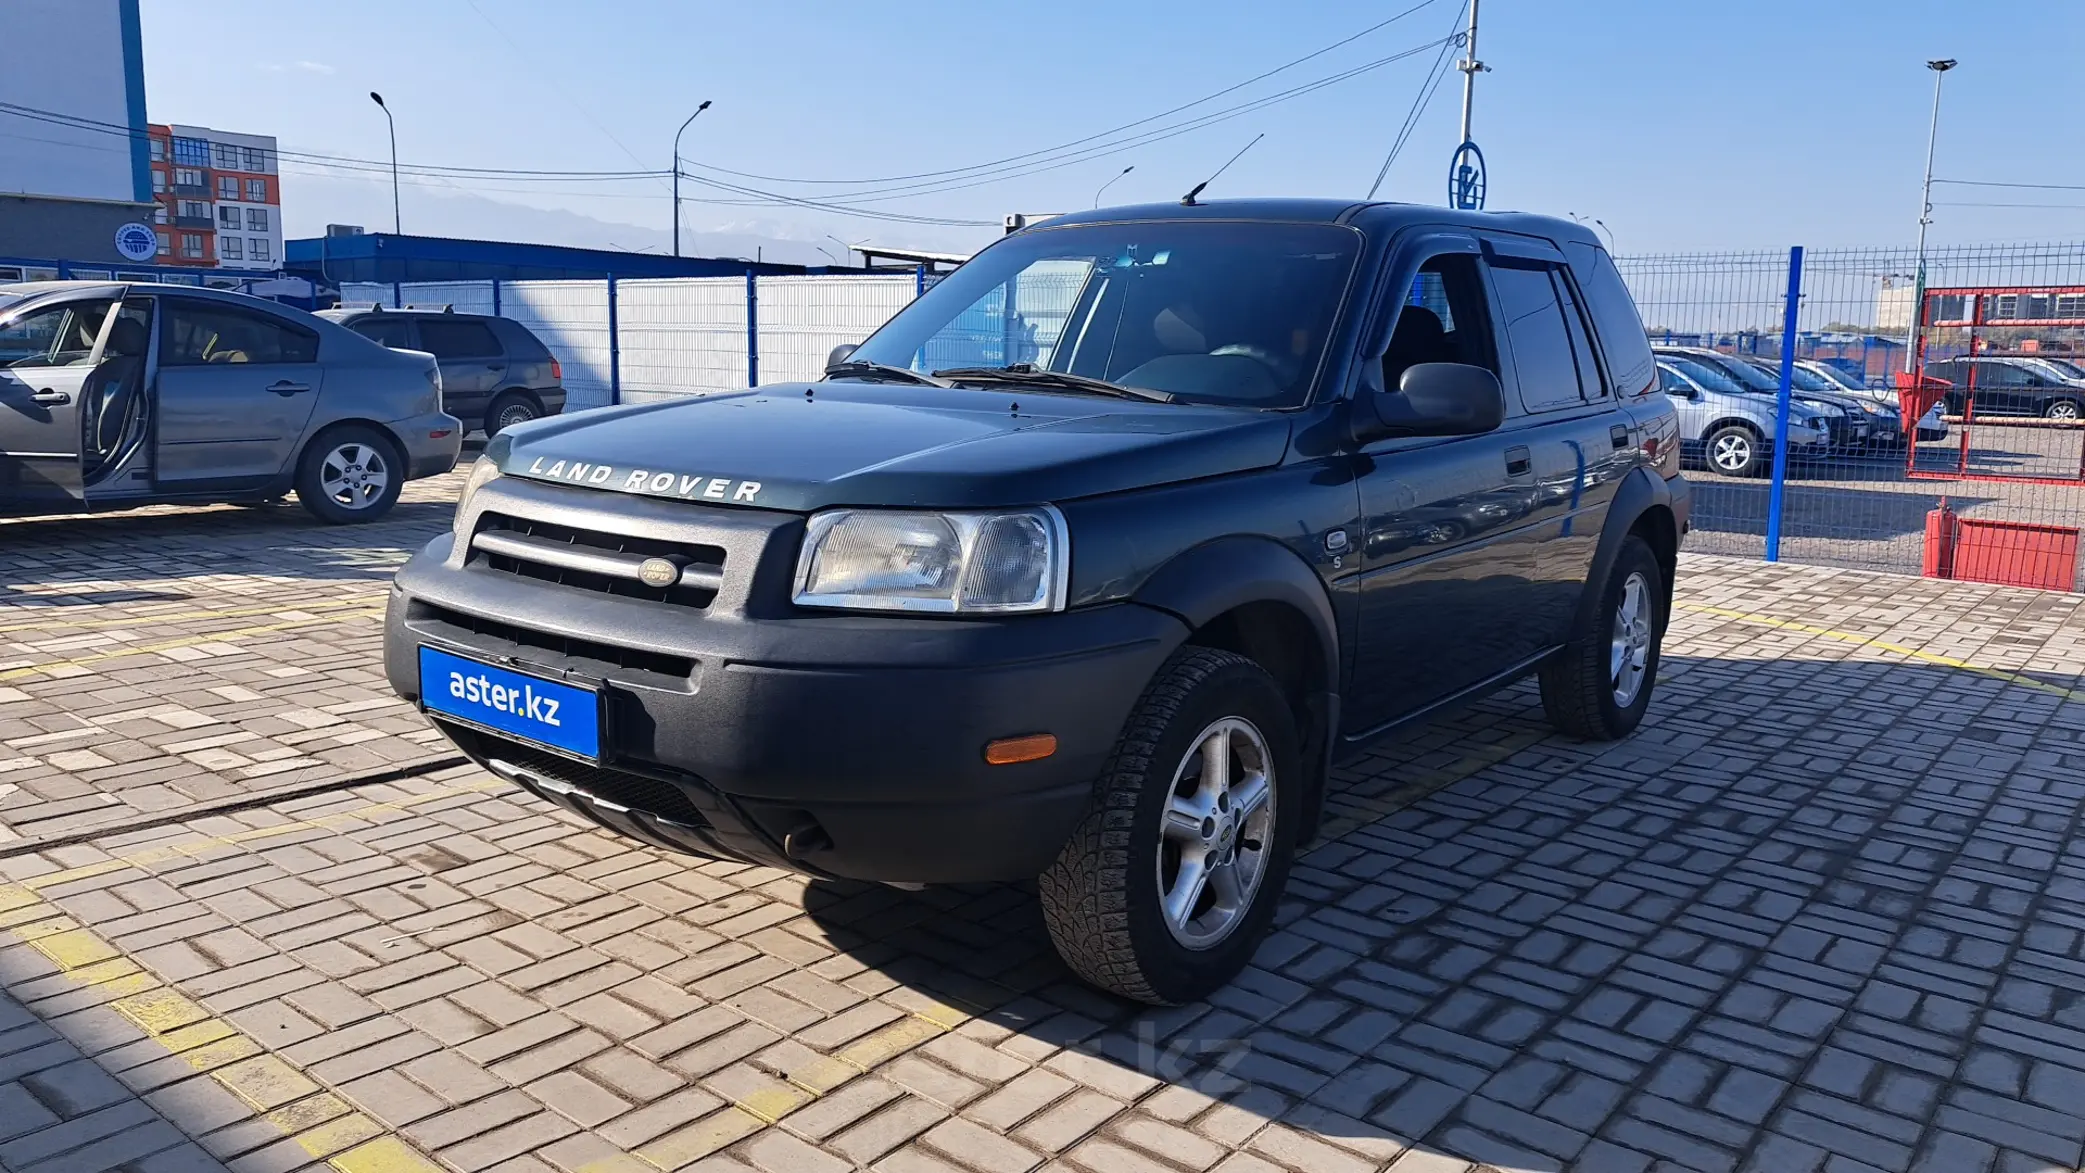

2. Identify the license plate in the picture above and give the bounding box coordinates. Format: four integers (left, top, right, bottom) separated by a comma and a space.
419, 646, 602, 760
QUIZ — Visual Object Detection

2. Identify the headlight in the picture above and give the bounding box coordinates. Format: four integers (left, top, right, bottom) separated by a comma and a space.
795, 507, 1068, 614
455, 455, 502, 522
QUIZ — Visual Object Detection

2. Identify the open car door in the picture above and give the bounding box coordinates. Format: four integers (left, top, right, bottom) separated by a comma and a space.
0, 294, 119, 512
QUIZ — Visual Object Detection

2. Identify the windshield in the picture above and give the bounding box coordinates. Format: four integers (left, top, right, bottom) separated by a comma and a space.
1784, 365, 1835, 393
1663, 356, 1749, 396
1704, 354, 1781, 392
849, 221, 1362, 408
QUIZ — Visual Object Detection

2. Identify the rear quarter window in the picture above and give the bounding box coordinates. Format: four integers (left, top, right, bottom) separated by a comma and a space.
1564, 242, 1656, 396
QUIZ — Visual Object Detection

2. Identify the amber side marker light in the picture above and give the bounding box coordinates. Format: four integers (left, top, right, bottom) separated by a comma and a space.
984, 733, 1057, 765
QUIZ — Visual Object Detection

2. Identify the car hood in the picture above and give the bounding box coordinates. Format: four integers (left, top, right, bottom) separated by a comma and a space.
485, 380, 1295, 513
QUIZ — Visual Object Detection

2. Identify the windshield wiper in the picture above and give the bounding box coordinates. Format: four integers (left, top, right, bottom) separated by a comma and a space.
823, 359, 949, 387
932, 364, 1174, 403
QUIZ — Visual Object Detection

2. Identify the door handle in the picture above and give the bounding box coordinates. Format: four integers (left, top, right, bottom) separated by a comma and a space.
266, 381, 311, 396
31, 389, 70, 406
1611, 424, 1631, 449
483, 362, 507, 370
1504, 445, 1531, 477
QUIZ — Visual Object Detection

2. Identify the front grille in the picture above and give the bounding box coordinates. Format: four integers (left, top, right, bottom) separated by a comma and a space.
474, 513, 725, 607
409, 600, 694, 681
487, 739, 712, 828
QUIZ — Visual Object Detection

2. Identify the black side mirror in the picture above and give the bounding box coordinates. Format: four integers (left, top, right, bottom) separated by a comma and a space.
825, 343, 858, 369
1352, 362, 1505, 445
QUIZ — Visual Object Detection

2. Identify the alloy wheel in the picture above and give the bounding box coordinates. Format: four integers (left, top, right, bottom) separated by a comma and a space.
318, 443, 391, 510
1711, 433, 1753, 473
1157, 717, 1277, 950
1611, 570, 1653, 708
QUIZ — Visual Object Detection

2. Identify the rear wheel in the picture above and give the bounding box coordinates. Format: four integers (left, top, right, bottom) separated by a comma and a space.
2043, 398, 2082, 421
1539, 535, 1665, 740
483, 392, 541, 437
1039, 647, 1301, 1005
296, 426, 403, 524
1704, 424, 1764, 477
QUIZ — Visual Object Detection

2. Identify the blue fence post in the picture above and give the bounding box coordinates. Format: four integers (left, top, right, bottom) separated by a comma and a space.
606, 273, 620, 406
915, 264, 926, 297
490, 278, 501, 318
391, 280, 402, 308
1764, 245, 1804, 563
746, 270, 759, 387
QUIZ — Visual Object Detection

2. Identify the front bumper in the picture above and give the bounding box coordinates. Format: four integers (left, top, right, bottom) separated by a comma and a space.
395, 411, 465, 479
385, 532, 1185, 883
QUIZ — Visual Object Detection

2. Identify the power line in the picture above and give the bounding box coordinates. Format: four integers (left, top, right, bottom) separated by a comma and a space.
1932, 201, 2085, 210
1932, 179, 2085, 192
679, 33, 1459, 209
681, 0, 1451, 190
1367, 0, 1467, 198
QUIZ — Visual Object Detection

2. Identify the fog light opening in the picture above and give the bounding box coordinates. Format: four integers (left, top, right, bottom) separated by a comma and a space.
984, 733, 1057, 765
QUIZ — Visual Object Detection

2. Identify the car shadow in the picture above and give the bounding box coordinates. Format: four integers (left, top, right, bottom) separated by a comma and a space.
789, 651, 2085, 1170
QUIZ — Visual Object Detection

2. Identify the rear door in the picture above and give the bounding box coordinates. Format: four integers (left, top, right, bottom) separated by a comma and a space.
0, 296, 117, 509
1479, 235, 1634, 652
153, 295, 325, 488
414, 317, 506, 416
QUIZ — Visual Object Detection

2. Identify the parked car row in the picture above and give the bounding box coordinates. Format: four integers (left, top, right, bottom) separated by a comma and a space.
1649, 346, 1950, 477
1919, 355, 2085, 421
0, 283, 571, 523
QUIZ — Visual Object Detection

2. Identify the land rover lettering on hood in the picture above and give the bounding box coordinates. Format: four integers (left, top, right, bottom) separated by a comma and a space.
386, 199, 1691, 1005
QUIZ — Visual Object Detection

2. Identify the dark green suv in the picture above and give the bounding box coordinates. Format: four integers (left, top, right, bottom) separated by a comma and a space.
384, 200, 1689, 1003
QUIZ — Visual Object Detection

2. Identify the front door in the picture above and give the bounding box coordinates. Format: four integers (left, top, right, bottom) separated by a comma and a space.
0, 296, 118, 508
153, 295, 325, 489
1349, 238, 1542, 734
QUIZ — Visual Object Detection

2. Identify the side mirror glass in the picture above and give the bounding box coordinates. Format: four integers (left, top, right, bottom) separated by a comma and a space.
1353, 362, 1505, 444
825, 343, 858, 370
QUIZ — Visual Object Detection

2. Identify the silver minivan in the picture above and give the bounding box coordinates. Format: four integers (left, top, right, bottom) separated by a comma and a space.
1658, 357, 1828, 476
0, 281, 461, 523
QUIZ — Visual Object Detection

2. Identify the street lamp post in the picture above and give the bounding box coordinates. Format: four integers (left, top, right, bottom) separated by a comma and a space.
1093, 165, 1134, 208
1907, 58, 1956, 373
672, 100, 712, 258
369, 92, 399, 234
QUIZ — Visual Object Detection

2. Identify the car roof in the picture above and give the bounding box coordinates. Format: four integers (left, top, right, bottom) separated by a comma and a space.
1033, 198, 1599, 246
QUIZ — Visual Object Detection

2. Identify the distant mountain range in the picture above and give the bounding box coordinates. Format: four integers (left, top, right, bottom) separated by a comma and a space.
280, 172, 990, 266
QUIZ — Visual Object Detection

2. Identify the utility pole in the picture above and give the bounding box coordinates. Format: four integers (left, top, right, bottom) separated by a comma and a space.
672, 100, 712, 258
1455, 0, 1483, 147
369, 92, 399, 234
1907, 59, 1956, 373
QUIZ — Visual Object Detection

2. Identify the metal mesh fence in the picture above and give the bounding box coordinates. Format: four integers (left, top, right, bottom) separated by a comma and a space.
755, 275, 918, 386
1618, 242, 2085, 591
501, 281, 614, 410
617, 277, 747, 402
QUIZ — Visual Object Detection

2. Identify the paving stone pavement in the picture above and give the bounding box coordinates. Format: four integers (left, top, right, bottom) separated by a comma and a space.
3, 489, 2085, 1171
0, 469, 471, 847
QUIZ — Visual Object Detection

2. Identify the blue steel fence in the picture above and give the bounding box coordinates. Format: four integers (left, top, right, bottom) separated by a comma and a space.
1615, 242, 2085, 590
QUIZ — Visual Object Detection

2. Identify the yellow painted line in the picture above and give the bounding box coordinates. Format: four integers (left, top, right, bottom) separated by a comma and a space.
0, 881, 447, 1173
0, 609, 385, 682
1678, 602, 2085, 704
0, 592, 386, 636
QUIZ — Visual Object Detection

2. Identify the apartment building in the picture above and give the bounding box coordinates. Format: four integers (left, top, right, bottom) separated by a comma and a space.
146, 123, 283, 270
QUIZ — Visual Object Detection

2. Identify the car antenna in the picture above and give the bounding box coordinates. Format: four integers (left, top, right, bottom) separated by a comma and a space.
1181, 133, 1264, 206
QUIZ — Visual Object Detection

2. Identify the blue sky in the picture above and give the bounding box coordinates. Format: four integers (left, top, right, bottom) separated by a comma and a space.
138, 0, 2085, 260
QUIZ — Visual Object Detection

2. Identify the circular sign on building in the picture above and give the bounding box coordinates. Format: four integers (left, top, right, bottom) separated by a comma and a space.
114, 222, 159, 263
1447, 140, 1487, 211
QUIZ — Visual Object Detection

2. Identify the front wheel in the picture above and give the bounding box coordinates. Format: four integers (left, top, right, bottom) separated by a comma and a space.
1039, 648, 1301, 1005
295, 426, 404, 524
1704, 424, 1765, 477
1539, 534, 1666, 741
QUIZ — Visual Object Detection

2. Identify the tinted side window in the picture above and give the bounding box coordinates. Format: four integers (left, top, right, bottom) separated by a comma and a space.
1554, 274, 1605, 400
1489, 265, 1585, 412
351, 319, 417, 349
162, 299, 318, 366
1383, 254, 1498, 393
416, 319, 502, 359
1566, 242, 1655, 395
